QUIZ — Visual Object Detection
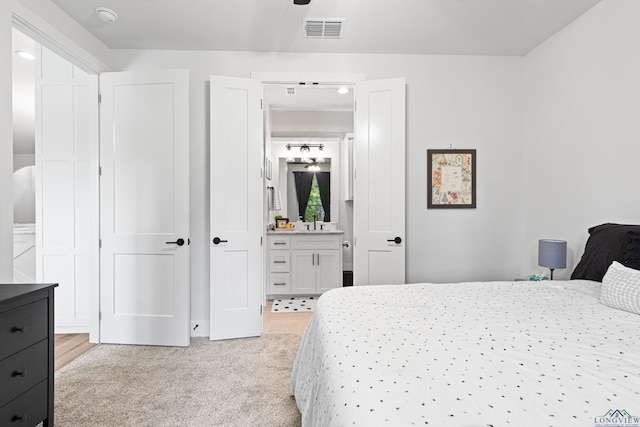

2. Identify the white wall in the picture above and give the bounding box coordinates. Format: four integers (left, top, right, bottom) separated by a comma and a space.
110, 50, 525, 325
522, 0, 640, 279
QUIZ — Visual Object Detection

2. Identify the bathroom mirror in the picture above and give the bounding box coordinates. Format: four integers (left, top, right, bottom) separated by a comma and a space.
282, 158, 332, 222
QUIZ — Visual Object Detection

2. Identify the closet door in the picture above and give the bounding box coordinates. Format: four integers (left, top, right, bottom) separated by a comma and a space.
35, 45, 98, 334
209, 75, 263, 340
353, 78, 406, 285
99, 69, 190, 346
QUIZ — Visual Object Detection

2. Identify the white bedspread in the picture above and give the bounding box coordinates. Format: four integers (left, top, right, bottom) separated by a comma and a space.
291, 281, 640, 426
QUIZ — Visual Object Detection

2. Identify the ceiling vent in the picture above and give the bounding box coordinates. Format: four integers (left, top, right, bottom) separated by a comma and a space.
303, 19, 345, 38
286, 87, 296, 95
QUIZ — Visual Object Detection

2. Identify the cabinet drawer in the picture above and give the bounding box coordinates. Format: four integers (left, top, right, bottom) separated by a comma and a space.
268, 273, 291, 294
0, 299, 47, 361
291, 235, 340, 250
0, 339, 48, 407
269, 252, 290, 272
269, 236, 290, 249
0, 379, 47, 426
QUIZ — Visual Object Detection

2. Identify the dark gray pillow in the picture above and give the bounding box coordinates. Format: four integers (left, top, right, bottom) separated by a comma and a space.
623, 231, 640, 271
571, 223, 640, 282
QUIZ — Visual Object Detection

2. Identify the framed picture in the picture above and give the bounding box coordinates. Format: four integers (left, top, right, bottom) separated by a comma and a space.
275, 218, 289, 229
427, 149, 476, 209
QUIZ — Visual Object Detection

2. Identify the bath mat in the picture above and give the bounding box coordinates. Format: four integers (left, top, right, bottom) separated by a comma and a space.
271, 296, 316, 313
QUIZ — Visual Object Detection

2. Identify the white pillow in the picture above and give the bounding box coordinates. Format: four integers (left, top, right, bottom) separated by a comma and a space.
600, 261, 640, 315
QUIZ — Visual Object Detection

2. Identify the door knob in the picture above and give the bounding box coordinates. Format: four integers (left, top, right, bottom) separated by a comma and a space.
387, 237, 402, 244
166, 238, 185, 246
213, 237, 228, 245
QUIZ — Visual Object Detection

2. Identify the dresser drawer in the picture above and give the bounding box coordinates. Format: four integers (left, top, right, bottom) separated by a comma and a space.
0, 340, 48, 407
291, 235, 340, 250
0, 379, 47, 427
0, 299, 48, 361
269, 236, 290, 249
268, 273, 291, 294
269, 251, 291, 272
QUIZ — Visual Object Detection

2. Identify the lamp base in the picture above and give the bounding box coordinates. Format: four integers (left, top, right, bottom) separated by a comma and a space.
549, 268, 555, 280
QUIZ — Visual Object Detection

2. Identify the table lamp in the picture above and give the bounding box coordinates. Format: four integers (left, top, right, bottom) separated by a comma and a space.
538, 239, 567, 279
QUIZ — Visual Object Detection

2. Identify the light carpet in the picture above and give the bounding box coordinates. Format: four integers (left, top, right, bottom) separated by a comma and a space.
55, 335, 302, 427
271, 296, 316, 313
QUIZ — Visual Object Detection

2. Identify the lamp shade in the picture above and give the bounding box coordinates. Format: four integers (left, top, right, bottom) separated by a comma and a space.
538, 239, 567, 269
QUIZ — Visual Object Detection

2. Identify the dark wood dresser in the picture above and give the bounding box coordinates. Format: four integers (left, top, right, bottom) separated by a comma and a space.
0, 284, 57, 426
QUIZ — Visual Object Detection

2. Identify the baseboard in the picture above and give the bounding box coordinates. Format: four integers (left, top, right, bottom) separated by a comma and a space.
191, 321, 210, 337
55, 325, 90, 334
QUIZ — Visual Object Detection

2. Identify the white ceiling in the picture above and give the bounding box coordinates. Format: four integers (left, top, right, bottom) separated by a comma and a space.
48, 0, 601, 56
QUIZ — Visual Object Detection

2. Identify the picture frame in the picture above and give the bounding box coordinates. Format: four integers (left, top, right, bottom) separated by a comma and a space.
427, 149, 476, 209
275, 218, 289, 229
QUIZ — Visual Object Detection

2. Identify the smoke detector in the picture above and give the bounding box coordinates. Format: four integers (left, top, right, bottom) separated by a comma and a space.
303, 19, 345, 38
96, 7, 118, 24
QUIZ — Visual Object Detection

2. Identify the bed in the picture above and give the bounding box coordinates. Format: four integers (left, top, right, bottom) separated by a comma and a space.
291, 224, 640, 426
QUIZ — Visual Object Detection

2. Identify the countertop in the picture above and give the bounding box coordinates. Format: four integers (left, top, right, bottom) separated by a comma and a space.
268, 229, 344, 235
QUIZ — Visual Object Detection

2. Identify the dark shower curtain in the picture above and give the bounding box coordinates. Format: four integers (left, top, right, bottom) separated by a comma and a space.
315, 172, 331, 222
293, 171, 313, 220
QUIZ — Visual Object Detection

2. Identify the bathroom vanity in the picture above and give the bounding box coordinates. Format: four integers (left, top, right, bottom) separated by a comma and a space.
267, 230, 344, 296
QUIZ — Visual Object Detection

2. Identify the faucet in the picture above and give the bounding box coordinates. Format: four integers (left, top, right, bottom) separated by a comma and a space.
313, 213, 318, 230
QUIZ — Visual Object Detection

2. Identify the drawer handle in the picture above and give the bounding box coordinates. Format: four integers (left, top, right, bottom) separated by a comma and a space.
11, 326, 26, 333
12, 415, 28, 422
273, 261, 287, 264
274, 283, 286, 286
12, 370, 27, 378
274, 242, 287, 245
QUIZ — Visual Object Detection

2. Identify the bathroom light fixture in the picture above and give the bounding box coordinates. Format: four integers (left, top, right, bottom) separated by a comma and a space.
286, 143, 324, 153
15, 50, 35, 60
96, 7, 118, 23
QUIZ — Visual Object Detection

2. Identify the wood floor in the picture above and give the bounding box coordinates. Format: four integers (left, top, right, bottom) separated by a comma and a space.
54, 333, 95, 371
263, 299, 314, 335
54, 299, 313, 370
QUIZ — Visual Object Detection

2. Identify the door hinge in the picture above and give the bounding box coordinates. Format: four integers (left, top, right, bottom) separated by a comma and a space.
98, 166, 102, 176
260, 98, 263, 110
99, 311, 102, 320
260, 236, 263, 246
98, 93, 102, 103
354, 100, 356, 112
260, 305, 263, 315
99, 238, 102, 248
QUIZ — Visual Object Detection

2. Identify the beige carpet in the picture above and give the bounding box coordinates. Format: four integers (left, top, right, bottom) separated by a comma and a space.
54, 335, 302, 426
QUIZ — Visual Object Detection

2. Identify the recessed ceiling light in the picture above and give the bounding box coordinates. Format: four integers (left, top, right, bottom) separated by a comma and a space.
96, 7, 118, 24
337, 87, 349, 95
15, 50, 35, 60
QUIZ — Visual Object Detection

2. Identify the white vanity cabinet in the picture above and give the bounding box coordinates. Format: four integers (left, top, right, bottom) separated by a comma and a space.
267, 232, 343, 296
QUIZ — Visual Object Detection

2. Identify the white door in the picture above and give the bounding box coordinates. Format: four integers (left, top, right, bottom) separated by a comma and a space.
354, 78, 406, 285
35, 45, 98, 335
99, 69, 190, 346
209, 75, 263, 340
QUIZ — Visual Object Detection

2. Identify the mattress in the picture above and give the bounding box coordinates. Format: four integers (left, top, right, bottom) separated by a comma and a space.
291, 281, 640, 426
